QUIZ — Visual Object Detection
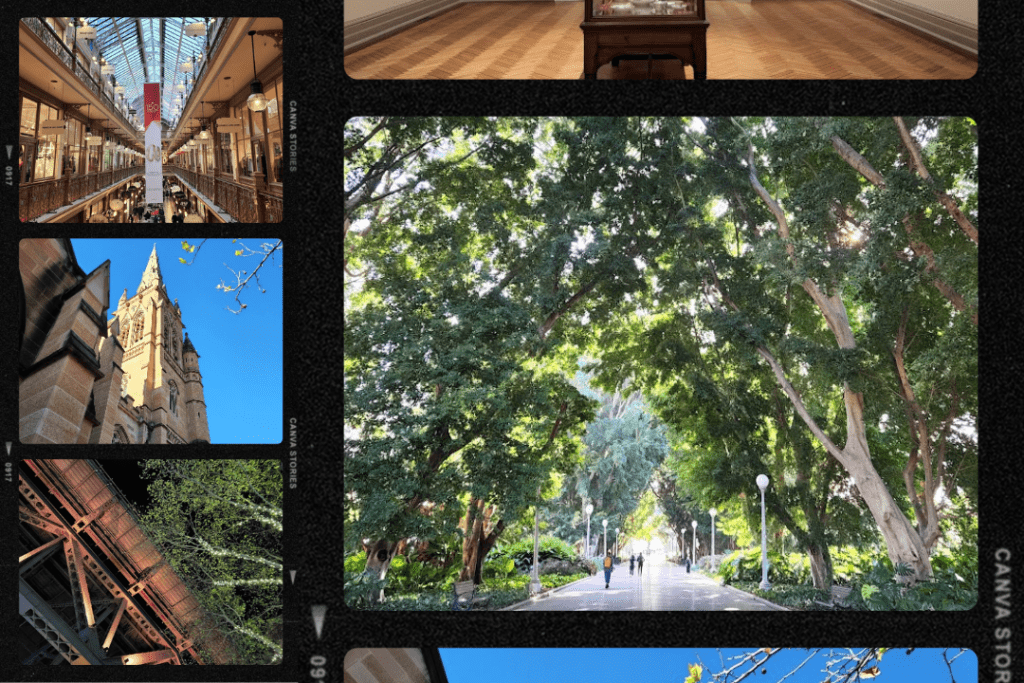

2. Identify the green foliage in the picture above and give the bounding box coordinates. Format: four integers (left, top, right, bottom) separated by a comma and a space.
717, 546, 886, 586
139, 460, 282, 664
357, 572, 589, 611
493, 535, 579, 572
346, 117, 977, 597
344, 571, 387, 608
344, 551, 367, 574
844, 561, 977, 611
715, 547, 809, 585
482, 555, 517, 580
386, 555, 461, 593
547, 371, 670, 552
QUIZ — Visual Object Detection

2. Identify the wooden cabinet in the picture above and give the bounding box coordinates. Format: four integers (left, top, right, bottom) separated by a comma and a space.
581, 0, 708, 79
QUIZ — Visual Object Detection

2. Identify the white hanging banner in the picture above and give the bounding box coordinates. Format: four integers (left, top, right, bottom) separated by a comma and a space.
144, 83, 163, 204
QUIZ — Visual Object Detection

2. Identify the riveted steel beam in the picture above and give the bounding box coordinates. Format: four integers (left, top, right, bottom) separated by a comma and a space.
18, 506, 68, 537
72, 497, 120, 532
19, 468, 176, 654
102, 598, 128, 651
67, 539, 97, 628
121, 648, 177, 665
19, 578, 106, 665
19, 536, 65, 574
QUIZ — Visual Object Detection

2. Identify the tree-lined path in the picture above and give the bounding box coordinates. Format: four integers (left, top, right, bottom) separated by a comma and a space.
345, 117, 978, 610
509, 557, 784, 611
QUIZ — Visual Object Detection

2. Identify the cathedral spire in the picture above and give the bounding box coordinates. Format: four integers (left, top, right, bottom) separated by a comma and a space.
137, 243, 164, 294
182, 332, 198, 356
118, 288, 128, 309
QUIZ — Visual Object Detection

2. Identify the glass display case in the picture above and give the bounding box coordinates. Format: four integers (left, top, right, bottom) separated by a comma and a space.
581, 0, 708, 79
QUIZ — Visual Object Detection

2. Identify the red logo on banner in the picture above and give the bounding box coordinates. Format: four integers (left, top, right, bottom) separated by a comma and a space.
144, 83, 160, 127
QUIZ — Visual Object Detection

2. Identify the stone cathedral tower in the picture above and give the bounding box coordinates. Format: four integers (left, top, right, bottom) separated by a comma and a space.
107, 245, 211, 444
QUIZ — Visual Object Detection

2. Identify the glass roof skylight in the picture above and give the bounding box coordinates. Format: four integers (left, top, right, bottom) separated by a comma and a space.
83, 17, 219, 128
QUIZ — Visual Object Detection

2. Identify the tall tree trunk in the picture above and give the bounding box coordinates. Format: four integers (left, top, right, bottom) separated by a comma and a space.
806, 542, 833, 590
743, 149, 935, 581
458, 500, 506, 584
459, 500, 486, 583
362, 539, 400, 604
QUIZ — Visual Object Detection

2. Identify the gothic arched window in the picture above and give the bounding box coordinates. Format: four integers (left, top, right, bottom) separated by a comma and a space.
169, 381, 179, 415
132, 312, 144, 344
119, 317, 131, 346
112, 426, 129, 444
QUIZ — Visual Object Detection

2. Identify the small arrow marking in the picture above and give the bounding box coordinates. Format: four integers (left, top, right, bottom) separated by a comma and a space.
312, 605, 326, 640
289, 570, 297, 585
5, 145, 12, 160
5, 442, 11, 456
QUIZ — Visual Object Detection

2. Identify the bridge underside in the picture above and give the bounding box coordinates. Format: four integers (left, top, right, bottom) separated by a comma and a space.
17, 460, 225, 665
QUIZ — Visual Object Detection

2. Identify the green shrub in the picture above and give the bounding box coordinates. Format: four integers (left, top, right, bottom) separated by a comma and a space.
344, 551, 368, 574
344, 570, 386, 608
387, 556, 459, 593
483, 555, 517, 580
493, 535, 579, 572
715, 548, 795, 585
846, 561, 977, 611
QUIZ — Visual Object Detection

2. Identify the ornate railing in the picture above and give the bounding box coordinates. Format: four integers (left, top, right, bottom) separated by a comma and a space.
164, 165, 281, 222
20, 167, 142, 221
22, 18, 138, 139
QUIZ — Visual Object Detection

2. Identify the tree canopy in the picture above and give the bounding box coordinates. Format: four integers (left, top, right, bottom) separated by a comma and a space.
139, 459, 283, 664
344, 116, 977, 594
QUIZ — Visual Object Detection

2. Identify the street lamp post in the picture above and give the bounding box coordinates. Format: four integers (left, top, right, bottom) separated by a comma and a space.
709, 508, 717, 558
602, 519, 608, 559
529, 497, 542, 595
691, 519, 698, 566
586, 503, 594, 558
756, 474, 771, 590
615, 528, 620, 559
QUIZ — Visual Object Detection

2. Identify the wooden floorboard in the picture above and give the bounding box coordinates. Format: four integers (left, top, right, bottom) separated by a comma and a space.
345, 0, 976, 79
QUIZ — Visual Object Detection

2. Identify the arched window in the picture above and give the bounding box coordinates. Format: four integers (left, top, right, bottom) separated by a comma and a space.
131, 312, 144, 344
169, 381, 179, 415
112, 425, 129, 444
119, 316, 131, 346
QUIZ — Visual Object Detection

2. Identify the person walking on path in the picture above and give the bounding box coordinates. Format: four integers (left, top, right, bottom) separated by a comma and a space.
603, 551, 614, 588
637, 552, 645, 576
629, 554, 636, 575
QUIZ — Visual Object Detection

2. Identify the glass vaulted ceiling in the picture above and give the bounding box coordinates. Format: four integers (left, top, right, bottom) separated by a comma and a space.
84, 17, 219, 130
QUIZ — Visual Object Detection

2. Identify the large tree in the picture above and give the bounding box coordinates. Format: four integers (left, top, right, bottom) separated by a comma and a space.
590, 117, 976, 581
345, 117, 977, 593
344, 118, 694, 588
138, 460, 282, 664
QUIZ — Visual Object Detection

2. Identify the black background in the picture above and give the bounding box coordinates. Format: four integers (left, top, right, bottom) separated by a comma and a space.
0, 0, 1019, 680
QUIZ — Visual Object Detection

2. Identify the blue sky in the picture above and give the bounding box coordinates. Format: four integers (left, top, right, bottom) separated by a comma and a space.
69, 238, 283, 444
440, 649, 976, 683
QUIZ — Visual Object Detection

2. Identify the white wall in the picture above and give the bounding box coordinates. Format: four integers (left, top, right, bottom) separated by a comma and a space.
346, 0, 974, 28
346, 0, 435, 24
901, 0, 975, 26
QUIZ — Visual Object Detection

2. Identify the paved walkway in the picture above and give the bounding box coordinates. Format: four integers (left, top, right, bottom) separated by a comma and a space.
507, 558, 786, 611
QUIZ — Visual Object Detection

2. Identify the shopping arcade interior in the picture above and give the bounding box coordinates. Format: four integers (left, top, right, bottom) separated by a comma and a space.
19, 17, 283, 222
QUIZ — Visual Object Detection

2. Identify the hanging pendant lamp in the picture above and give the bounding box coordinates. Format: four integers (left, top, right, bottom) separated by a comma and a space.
198, 101, 211, 139
246, 30, 267, 112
